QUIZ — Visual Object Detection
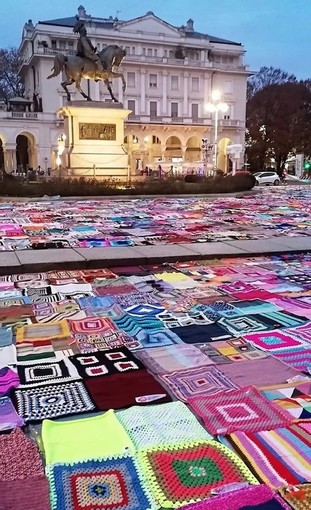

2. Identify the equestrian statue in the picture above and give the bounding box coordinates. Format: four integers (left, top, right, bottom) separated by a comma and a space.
47, 17, 126, 102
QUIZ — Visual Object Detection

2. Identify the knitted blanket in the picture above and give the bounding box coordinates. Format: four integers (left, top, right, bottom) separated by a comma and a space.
84, 369, 171, 410
0, 428, 44, 480
0, 477, 51, 510
42, 410, 135, 464
229, 422, 311, 489
280, 484, 311, 510
176, 484, 291, 509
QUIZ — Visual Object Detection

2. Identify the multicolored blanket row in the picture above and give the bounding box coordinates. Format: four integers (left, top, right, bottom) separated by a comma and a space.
1, 187, 311, 250
0, 253, 311, 509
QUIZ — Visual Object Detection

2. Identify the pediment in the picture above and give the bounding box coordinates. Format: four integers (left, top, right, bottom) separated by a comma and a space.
118, 14, 180, 37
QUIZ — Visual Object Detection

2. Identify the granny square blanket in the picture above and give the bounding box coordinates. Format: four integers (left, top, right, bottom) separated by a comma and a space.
138, 439, 257, 508
159, 366, 238, 402
47, 456, 153, 510
69, 347, 144, 378
13, 380, 95, 422
188, 386, 292, 435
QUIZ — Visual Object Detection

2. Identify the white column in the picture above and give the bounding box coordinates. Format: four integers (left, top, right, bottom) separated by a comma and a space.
162, 71, 168, 115
183, 72, 189, 116
203, 74, 210, 108
140, 70, 146, 113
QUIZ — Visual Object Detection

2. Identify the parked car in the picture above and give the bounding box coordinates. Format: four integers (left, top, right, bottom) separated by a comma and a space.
253, 171, 280, 186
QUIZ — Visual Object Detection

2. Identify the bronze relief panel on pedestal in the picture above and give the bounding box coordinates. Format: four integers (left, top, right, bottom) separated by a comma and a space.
79, 123, 116, 140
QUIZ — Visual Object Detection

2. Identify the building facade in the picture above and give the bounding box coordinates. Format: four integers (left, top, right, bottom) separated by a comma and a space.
0, 6, 250, 177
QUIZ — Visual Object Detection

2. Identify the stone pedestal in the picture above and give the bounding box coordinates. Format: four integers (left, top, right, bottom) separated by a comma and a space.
57, 101, 130, 179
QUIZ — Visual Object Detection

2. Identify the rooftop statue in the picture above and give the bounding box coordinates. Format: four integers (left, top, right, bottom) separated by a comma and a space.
47, 17, 126, 102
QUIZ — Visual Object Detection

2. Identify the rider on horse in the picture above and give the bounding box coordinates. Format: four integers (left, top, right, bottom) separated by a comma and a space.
73, 17, 105, 74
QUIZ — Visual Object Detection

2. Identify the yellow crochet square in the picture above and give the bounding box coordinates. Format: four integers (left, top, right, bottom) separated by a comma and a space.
16, 320, 71, 343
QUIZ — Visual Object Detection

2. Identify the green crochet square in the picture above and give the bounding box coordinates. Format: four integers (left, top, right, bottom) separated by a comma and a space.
172, 457, 223, 487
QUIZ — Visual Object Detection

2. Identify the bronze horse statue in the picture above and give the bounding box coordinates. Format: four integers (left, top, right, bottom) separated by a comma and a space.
47, 45, 127, 102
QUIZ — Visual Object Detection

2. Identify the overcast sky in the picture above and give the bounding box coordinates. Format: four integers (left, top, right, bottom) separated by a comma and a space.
1, 0, 310, 79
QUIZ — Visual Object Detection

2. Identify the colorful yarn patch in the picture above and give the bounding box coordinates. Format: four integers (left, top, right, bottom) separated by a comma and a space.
189, 386, 292, 435
243, 330, 308, 351
47, 456, 153, 510
0, 396, 24, 431
15, 320, 71, 343
0, 366, 19, 395
0, 428, 44, 480
13, 380, 95, 422
159, 366, 237, 402
17, 358, 80, 387
138, 440, 257, 508
260, 380, 311, 420
135, 344, 214, 374
42, 410, 134, 464
177, 484, 292, 509
69, 347, 144, 378
280, 484, 311, 510
229, 422, 311, 489
0, 477, 51, 510
117, 401, 211, 449
84, 369, 171, 410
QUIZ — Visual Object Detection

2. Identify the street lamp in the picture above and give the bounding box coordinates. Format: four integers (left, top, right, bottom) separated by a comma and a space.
205, 91, 229, 172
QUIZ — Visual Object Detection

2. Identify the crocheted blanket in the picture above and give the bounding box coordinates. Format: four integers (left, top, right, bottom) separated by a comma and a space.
68, 347, 144, 378
13, 380, 95, 422
17, 357, 81, 387
47, 455, 153, 510
260, 380, 311, 420
84, 369, 171, 410
188, 386, 292, 435
176, 484, 291, 509
0, 396, 24, 431
134, 344, 214, 374
280, 483, 311, 510
117, 401, 211, 449
0, 428, 44, 480
158, 365, 237, 402
138, 439, 257, 508
0, 477, 51, 510
229, 422, 311, 489
42, 410, 135, 464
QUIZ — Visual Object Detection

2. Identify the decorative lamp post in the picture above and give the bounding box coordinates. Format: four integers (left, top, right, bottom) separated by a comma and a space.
205, 91, 228, 172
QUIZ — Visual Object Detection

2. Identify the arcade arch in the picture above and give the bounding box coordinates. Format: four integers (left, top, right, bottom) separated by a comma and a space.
16, 132, 37, 170
218, 137, 232, 173
185, 135, 201, 163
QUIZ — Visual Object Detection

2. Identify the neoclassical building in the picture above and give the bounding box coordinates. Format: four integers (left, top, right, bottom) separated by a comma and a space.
0, 5, 250, 177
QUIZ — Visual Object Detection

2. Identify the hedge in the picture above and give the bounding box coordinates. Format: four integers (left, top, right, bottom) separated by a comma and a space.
0, 173, 255, 197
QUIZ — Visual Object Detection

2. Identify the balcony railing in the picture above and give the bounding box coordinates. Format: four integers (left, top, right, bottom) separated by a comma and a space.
0, 110, 61, 122
126, 115, 214, 126
219, 119, 244, 128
